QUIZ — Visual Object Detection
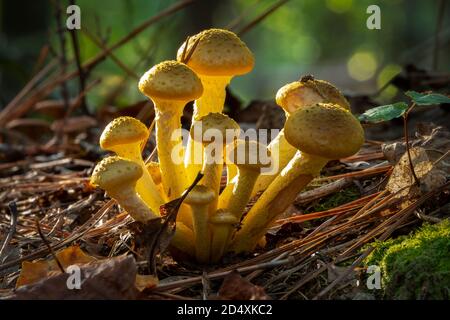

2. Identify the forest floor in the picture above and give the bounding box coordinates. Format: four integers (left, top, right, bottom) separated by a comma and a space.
0, 84, 449, 299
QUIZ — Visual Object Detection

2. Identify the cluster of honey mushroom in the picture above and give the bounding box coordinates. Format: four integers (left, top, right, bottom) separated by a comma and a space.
90, 29, 365, 264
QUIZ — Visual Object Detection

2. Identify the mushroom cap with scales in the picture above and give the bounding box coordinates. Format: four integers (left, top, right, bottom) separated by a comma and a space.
276, 78, 350, 114
190, 113, 240, 144
227, 139, 271, 172
184, 185, 216, 205
177, 29, 254, 77
284, 103, 364, 160
90, 156, 143, 189
210, 209, 239, 225
138, 60, 203, 101
100, 116, 149, 150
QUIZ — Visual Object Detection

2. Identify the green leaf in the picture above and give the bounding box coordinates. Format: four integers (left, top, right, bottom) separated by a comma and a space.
406, 91, 450, 105
358, 102, 409, 123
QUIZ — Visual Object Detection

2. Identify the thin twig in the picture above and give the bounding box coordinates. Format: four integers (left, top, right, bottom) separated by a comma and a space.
237, 0, 290, 36
226, 0, 263, 31
180, 36, 190, 63
2, 59, 57, 113
82, 28, 139, 79
403, 103, 420, 186
68, 0, 89, 114
181, 36, 202, 64
433, 0, 447, 70
53, 0, 70, 144
0, 202, 19, 262
36, 220, 65, 273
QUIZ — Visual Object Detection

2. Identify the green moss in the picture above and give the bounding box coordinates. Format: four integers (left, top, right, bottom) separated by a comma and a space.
365, 220, 450, 299
304, 185, 360, 213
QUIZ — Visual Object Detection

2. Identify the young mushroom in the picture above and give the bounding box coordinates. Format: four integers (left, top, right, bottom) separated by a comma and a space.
209, 209, 239, 263
139, 60, 203, 199
90, 156, 159, 222
177, 29, 254, 184
211, 140, 271, 258
191, 113, 240, 212
91, 156, 194, 257
230, 103, 364, 253
251, 77, 350, 197
183, 185, 215, 263
100, 117, 164, 214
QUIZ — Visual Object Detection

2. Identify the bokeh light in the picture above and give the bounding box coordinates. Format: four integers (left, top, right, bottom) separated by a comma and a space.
377, 64, 402, 100
347, 51, 378, 81
326, 0, 353, 13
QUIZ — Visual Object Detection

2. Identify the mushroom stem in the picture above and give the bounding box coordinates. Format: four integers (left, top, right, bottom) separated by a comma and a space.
183, 185, 216, 263
109, 144, 163, 215
219, 169, 259, 217
226, 161, 238, 184
191, 202, 211, 263
210, 227, 228, 262
193, 76, 231, 120
230, 153, 327, 253
251, 130, 294, 197
90, 156, 159, 222
108, 186, 158, 223
171, 222, 196, 258
201, 145, 224, 212
153, 100, 187, 199
209, 210, 238, 263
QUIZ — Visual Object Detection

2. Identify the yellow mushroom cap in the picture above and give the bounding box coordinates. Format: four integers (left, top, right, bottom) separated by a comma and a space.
138, 60, 203, 101
90, 156, 143, 189
227, 139, 271, 171
276, 78, 350, 114
210, 209, 239, 225
191, 112, 240, 144
177, 29, 254, 76
184, 185, 216, 205
284, 103, 364, 159
100, 116, 149, 150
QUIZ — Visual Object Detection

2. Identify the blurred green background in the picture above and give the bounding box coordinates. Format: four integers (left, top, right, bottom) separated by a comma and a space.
0, 0, 448, 110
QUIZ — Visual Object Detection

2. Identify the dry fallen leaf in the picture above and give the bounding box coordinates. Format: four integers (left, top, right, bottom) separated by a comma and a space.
386, 147, 446, 198
217, 271, 270, 300
135, 274, 159, 292
16, 245, 158, 295
16, 245, 96, 288
11, 255, 139, 300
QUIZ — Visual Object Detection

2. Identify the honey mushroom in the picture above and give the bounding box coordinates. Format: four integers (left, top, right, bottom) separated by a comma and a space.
251, 77, 350, 197
183, 185, 215, 263
100, 117, 164, 214
210, 140, 271, 262
177, 29, 254, 184
92, 156, 195, 257
209, 209, 239, 263
90, 156, 159, 222
190, 113, 240, 213
139, 60, 203, 199
230, 103, 364, 253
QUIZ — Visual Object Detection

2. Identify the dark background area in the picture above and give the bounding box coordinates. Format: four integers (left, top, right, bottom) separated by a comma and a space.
1, 0, 448, 108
